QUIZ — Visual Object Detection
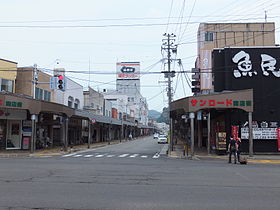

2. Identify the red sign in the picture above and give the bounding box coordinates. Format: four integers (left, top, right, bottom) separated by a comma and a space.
231, 126, 239, 140
190, 99, 251, 108
277, 128, 280, 152
91, 118, 96, 124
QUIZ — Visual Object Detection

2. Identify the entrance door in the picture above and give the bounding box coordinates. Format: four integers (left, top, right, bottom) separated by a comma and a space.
6, 120, 22, 149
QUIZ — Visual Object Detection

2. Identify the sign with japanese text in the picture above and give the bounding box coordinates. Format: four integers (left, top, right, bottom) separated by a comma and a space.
188, 89, 253, 112
231, 126, 239, 140
200, 50, 212, 90
213, 47, 280, 128
0, 98, 23, 108
116, 62, 140, 80
241, 128, 277, 139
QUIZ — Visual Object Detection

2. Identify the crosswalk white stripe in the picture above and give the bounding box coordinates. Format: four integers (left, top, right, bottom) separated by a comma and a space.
61, 153, 159, 159
106, 155, 115, 157
152, 153, 160, 159
73, 154, 82, 157
84, 155, 93, 158
62, 153, 77, 157
129, 154, 139, 158
118, 154, 129, 157
95, 154, 104, 158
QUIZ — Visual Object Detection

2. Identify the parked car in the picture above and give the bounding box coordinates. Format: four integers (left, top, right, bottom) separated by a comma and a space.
157, 135, 168, 144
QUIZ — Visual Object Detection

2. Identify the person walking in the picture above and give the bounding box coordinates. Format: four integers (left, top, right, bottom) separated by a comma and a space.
129, 133, 132, 140
236, 137, 242, 162
228, 136, 237, 164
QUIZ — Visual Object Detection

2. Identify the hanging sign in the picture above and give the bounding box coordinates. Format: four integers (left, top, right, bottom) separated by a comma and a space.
231, 126, 239, 140
277, 128, 280, 152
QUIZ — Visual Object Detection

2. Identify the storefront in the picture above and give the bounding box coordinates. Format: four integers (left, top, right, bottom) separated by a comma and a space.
0, 109, 28, 150
0, 92, 74, 151
170, 89, 254, 156
213, 46, 280, 153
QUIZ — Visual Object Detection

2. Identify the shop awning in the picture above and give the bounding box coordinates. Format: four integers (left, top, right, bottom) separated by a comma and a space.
171, 89, 253, 113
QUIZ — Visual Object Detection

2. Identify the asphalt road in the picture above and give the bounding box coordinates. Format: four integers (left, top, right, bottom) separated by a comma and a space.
0, 136, 279, 210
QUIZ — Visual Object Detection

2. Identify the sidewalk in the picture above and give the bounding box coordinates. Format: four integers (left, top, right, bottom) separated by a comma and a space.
168, 139, 280, 164
0, 139, 130, 158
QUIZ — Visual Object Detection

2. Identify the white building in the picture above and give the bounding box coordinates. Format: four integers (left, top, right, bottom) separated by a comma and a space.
83, 87, 105, 115
103, 89, 127, 120
53, 70, 84, 109
101, 62, 149, 125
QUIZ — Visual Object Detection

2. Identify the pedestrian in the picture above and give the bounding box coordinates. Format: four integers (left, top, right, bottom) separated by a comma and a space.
129, 133, 132, 140
228, 136, 237, 164
236, 137, 242, 162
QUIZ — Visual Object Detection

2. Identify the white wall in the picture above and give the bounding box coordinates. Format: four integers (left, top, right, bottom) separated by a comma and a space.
53, 76, 84, 109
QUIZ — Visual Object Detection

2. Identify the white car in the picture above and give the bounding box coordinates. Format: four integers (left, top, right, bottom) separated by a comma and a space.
153, 133, 159, 139
157, 135, 168, 144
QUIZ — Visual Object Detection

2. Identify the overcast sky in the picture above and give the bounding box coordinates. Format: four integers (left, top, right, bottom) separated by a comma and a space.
0, 0, 279, 111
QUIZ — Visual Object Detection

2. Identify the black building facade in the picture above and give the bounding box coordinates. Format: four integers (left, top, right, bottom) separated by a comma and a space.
213, 47, 280, 152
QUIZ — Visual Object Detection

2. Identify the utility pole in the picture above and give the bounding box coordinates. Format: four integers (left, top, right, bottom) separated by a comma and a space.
161, 33, 177, 152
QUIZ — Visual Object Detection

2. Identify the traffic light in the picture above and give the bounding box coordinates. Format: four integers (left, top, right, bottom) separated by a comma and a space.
56, 75, 65, 91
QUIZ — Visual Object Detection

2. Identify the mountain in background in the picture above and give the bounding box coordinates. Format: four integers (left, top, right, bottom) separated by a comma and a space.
148, 108, 169, 124
148, 110, 161, 120
156, 107, 169, 124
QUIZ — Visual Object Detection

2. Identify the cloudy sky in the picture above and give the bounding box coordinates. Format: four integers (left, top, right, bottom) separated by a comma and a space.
0, 0, 279, 111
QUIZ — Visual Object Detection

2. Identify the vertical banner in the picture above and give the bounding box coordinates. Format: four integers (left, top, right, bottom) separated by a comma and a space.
200, 50, 212, 90
231, 126, 239, 140
277, 128, 280, 151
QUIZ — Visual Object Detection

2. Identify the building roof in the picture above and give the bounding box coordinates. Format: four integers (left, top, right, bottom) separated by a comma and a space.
0, 58, 17, 64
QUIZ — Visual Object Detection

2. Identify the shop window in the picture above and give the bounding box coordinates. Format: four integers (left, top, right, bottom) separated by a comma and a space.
0, 79, 13, 92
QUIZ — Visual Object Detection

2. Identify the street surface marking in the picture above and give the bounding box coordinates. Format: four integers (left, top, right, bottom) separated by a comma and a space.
95, 154, 105, 158
84, 155, 94, 158
141, 155, 148, 158
152, 153, 160, 159
248, 160, 280, 164
107, 155, 115, 158
129, 154, 139, 158
73, 155, 82, 157
62, 153, 77, 157
119, 154, 129, 157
